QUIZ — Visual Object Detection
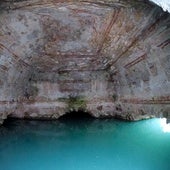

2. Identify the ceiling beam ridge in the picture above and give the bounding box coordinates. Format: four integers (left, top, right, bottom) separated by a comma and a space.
97, 8, 120, 54
106, 8, 168, 70
0, 0, 57, 10
0, 43, 19, 60
123, 53, 147, 69
0, 43, 32, 70
81, 0, 126, 8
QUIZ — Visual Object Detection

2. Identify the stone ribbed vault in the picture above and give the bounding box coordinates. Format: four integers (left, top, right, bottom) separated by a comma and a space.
0, 0, 170, 124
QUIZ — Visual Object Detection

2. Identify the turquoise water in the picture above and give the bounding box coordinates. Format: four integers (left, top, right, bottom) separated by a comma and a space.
0, 118, 170, 170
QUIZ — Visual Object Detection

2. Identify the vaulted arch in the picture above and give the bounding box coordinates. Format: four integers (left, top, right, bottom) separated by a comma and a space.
0, 0, 169, 124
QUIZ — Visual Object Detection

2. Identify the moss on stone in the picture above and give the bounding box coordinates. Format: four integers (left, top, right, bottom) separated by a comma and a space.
57, 96, 87, 111
68, 96, 87, 111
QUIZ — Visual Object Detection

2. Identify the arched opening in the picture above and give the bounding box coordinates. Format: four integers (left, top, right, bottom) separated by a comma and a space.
59, 110, 94, 121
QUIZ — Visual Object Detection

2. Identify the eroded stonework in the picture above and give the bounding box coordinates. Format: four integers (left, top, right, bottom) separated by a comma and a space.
0, 0, 170, 124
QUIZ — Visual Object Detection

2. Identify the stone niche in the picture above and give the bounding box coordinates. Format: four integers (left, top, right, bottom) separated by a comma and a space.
0, 0, 170, 124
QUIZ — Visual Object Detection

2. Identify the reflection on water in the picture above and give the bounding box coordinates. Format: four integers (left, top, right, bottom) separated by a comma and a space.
0, 117, 170, 170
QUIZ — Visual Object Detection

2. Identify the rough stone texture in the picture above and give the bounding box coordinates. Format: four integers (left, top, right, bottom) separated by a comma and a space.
0, 0, 169, 123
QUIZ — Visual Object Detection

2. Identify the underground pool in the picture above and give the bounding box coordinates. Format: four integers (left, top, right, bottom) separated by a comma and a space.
0, 115, 170, 170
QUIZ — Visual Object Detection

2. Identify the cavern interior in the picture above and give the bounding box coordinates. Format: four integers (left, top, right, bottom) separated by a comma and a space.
0, 0, 170, 170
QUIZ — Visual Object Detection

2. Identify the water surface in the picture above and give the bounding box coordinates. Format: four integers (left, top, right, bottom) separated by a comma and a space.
0, 118, 170, 170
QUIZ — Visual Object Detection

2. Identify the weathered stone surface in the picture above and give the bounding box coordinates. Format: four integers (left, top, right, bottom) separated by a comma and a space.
0, 0, 169, 123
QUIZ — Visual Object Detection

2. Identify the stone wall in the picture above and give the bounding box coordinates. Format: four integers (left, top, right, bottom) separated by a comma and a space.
0, 0, 169, 123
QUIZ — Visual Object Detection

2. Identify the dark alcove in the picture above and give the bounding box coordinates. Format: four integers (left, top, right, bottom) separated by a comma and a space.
58, 111, 94, 121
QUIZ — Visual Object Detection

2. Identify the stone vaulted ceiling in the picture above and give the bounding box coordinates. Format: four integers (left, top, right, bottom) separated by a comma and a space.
0, 0, 170, 124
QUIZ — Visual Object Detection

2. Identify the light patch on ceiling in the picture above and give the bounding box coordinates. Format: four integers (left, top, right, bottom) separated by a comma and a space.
151, 0, 170, 12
